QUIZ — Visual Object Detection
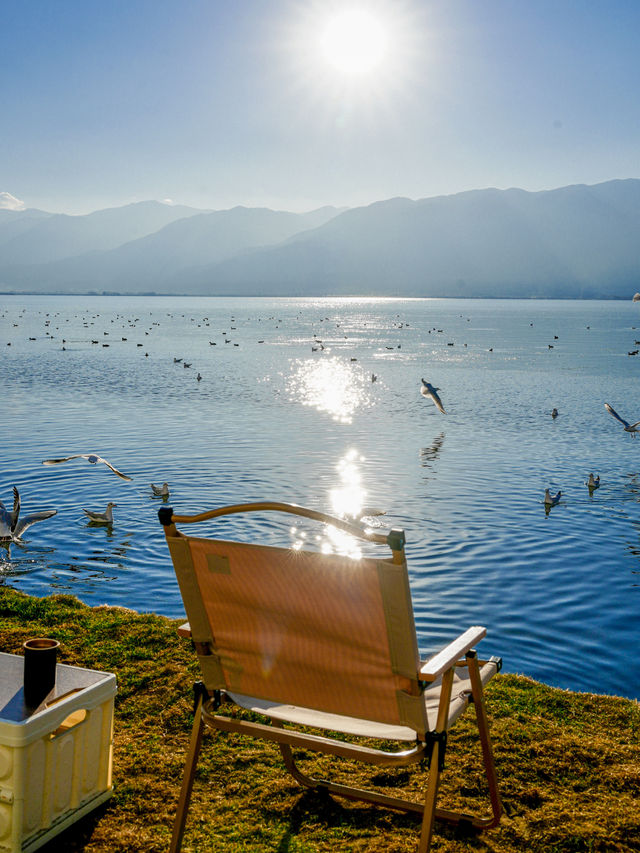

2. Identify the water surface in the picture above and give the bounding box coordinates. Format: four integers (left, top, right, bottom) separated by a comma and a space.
1, 296, 638, 698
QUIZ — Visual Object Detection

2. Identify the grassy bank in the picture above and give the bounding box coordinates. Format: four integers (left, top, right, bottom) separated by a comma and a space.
0, 586, 638, 852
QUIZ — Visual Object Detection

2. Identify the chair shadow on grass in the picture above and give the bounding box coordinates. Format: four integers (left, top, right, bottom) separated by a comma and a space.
273, 783, 479, 853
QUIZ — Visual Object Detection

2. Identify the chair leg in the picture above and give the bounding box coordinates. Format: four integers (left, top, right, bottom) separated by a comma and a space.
418, 744, 442, 852
466, 652, 502, 827
278, 739, 429, 814
278, 739, 320, 789
419, 667, 454, 853
169, 693, 206, 853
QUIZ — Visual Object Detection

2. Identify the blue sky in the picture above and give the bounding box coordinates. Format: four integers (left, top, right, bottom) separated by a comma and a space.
2, 0, 639, 214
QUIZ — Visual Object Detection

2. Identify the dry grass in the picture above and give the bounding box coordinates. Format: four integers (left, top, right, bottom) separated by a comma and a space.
1, 587, 638, 852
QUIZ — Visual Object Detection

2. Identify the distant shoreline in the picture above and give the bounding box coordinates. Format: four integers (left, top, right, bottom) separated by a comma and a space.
0, 291, 633, 300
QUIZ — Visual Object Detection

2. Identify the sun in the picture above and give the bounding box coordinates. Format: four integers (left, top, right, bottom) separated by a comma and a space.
319, 10, 388, 74
280, 1, 427, 110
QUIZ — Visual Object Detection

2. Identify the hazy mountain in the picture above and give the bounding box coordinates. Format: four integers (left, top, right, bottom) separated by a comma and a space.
178, 180, 640, 298
1, 180, 639, 297
0, 208, 53, 246
0, 206, 343, 292
0, 200, 205, 265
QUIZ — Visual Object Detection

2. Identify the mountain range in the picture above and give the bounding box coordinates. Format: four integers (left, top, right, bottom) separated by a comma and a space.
1, 179, 639, 298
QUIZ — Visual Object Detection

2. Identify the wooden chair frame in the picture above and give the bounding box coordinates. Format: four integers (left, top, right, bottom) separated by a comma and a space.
159, 502, 502, 853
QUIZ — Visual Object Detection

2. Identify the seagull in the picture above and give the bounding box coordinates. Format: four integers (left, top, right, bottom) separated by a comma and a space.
544, 489, 562, 507
83, 503, 116, 524
0, 487, 57, 541
151, 482, 170, 497
420, 379, 446, 414
42, 454, 133, 481
586, 473, 600, 489
604, 403, 640, 437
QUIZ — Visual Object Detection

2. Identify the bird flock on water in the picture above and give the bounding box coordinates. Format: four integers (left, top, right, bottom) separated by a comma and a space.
3, 305, 640, 543
3, 389, 637, 543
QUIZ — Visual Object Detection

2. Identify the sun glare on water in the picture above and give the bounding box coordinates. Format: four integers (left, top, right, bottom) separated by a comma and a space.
319, 10, 388, 74
288, 357, 371, 423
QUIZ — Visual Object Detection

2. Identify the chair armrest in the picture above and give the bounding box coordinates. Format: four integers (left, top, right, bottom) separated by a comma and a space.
166, 501, 391, 545
177, 621, 192, 638
419, 626, 486, 681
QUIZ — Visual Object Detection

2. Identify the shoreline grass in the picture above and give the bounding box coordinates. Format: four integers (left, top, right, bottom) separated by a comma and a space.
1, 587, 638, 852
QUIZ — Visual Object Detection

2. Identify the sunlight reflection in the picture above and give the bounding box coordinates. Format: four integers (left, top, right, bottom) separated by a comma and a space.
327, 449, 367, 559
288, 357, 370, 423
289, 525, 306, 551
330, 448, 366, 518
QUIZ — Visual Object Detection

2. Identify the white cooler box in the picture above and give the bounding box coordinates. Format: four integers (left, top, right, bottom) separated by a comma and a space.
0, 651, 116, 853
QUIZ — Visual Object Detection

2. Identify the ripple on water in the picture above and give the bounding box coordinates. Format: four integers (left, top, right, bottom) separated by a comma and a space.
1, 296, 639, 697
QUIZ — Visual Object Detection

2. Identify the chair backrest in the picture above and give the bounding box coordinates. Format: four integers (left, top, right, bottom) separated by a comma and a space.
164, 511, 427, 735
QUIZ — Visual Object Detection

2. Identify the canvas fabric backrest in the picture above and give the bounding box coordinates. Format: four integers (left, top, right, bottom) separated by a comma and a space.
168, 532, 427, 733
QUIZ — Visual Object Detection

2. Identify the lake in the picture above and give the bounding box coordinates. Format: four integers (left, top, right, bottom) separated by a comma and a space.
1, 295, 639, 699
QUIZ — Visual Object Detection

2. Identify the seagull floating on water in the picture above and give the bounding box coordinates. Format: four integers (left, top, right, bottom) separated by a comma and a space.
151, 482, 170, 497
420, 379, 446, 414
0, 487, 57, 541
83, 503, 117, 524
42, 454, 132, 481
586, 473, 600, 490
604, 403, 640, 437
544, 489, 562, 507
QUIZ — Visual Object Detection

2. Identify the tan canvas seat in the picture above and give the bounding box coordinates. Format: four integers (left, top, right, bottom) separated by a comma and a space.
159, 501, 502, 852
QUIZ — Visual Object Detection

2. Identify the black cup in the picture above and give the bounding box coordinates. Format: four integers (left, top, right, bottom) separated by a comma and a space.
23, 638, 60, 707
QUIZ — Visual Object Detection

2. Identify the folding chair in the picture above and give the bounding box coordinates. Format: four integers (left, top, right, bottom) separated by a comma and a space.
159, 502, 502, 852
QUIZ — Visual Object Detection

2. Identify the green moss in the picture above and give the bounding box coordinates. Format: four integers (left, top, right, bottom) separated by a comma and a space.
1, 586, 639, 852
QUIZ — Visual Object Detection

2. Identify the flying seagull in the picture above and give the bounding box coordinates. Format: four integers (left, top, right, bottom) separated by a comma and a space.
544, 489, 562, 507
0, 486, 57, 541
604, 403, 640, 437
42, 454, 132, 481
420, 379, 446, 414
83, 502, 117, 524
151, 482, 170, 497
